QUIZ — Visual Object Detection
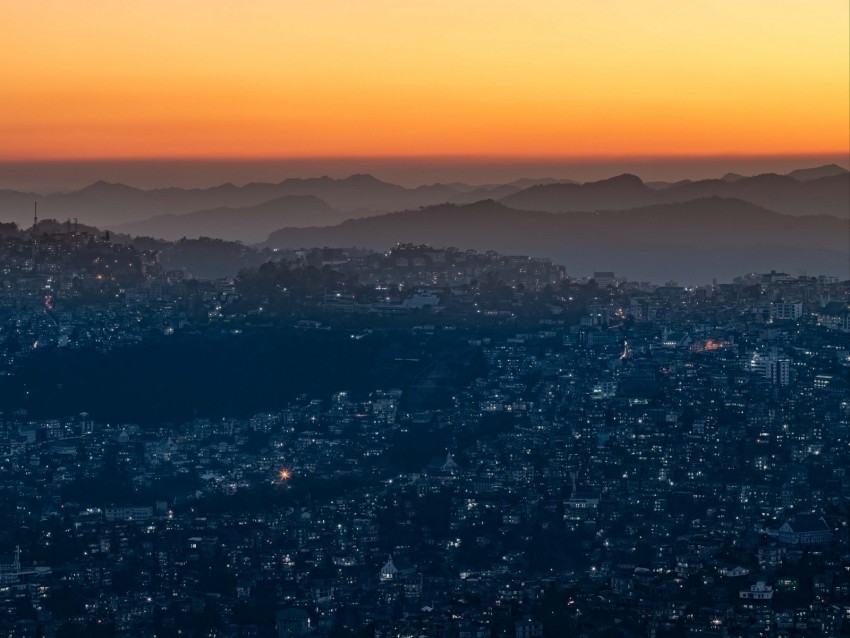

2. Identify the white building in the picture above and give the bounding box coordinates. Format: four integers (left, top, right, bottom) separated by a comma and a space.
740, 581, 773, 600
749, 351, 790, 386
104, 506, 154, 522
770, 301, 803, 321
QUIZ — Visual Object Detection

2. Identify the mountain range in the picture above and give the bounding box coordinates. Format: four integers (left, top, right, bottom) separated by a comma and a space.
1, 164, 847, 283
500, 171, 849, 217
0, 165, 845, 233
113, 195, 343, 243
0, 174, 526, 229
264, 197, 848, 284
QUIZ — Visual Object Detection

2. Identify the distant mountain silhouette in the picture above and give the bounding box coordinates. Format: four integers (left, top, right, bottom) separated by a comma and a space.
501, 174, 656, 212
112, 195, 341, 243
645, 180, 693, 190
264, 198, 848, 284
0, 166, 846, 233
0, 175, 538, 228
658, 172, 849, 217
786, 163, 848, 182
506, 177, 578, 189
501, 172, 849, 218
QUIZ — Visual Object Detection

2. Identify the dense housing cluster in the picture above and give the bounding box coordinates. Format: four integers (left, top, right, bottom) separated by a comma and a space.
0, 233, 848, 637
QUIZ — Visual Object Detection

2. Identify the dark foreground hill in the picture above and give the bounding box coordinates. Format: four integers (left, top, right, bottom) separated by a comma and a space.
264, 198, 849, 283
0, 327, 484, 423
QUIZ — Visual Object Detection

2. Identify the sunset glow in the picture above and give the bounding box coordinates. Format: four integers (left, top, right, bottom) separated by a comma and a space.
2, 0, 848, 160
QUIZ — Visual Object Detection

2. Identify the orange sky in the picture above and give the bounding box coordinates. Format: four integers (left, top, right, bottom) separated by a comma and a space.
2, 0, 848, 160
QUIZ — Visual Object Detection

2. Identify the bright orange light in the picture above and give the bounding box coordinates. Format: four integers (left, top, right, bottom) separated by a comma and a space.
278, 469, 291, 482
0, 1, 846, 160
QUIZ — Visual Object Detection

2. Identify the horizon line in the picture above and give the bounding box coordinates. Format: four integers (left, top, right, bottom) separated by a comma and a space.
2, 151, 848, 165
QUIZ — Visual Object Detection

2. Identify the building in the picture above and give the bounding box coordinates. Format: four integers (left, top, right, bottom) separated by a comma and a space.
719, 565, 750, 578
774, 514, 833, 545
740, 581, 774, 600
515, 618, 543, 638
817, 301, 850, 332
770, 301, 803, 321
749, 351, 790, 386
276, 608, 310, 637
593, 272, 617, 287
0, 548, 24, 586
104, 506, 154, 522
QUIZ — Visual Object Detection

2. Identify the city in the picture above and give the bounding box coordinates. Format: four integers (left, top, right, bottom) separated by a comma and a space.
0, 228, 847, 637
1, 1, 847, 636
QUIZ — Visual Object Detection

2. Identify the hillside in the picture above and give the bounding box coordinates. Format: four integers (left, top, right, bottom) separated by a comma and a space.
501, 171, 850, 218
1, 165, 846, 231
112, 195, 341, 243
264, 198, 849, 284
0, 175, 527, 228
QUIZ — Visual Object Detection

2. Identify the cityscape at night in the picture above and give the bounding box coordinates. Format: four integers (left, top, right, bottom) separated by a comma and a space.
0, 0, 847, 636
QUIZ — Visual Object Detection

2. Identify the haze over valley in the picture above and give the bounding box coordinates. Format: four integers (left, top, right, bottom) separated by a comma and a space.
1, 164, 846, 284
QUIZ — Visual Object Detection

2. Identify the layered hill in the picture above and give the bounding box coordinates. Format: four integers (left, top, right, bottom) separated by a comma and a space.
787, 164, 848, 181
113, 195, 342, 243
0, 175, 524, 228
264, 198, 849, 284
0, 165, 845, 231
501, 171, 849, 218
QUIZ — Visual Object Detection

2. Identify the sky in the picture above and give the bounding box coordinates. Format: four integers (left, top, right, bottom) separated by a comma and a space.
1, 0, 848, 166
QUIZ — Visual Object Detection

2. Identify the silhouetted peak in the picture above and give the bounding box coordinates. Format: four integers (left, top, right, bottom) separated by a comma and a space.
80, 180, 140, 193
464, 198, 501, 208
508, 177, 574, 188
744, 173, 793, 184
595, 173, 645, 187
787, 164, 849, 181
343, 173, 392, 186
